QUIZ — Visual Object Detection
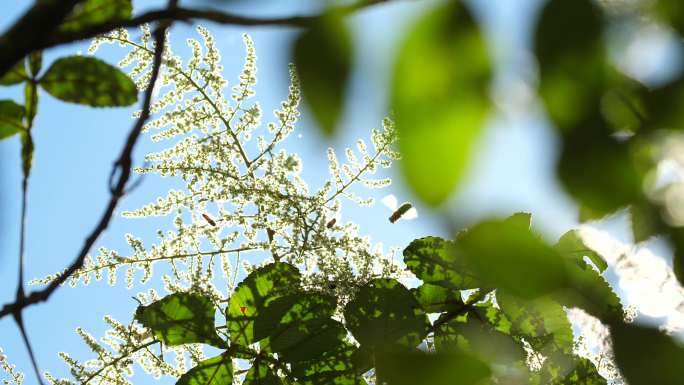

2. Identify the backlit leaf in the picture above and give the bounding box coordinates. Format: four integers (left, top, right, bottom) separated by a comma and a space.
135, 292, 225, 348
554, 230, 607, 273
392, 1, 491, 205
58, 0, 132, 33
375, 351, 490, 385
411, 283, 464, 313
0, 100, 24, 140
403, 236, 480, 290
243, 358, 282, 385
39, 56, 137, 107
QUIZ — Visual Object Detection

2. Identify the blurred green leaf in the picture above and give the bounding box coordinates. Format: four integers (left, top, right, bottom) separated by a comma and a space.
28, 51, 42, 78
135, 292, 225, 348
535, 0, 605, 131
497, 292, 574, 356
176, 352, 232, 385
554, 230, 607, 272
654, 0, 684, 37
411, 283, 464, 313
39, 56, 137, 107
294, 12, 351, 136
0, 60, 27, 86
59, 0, 132, 33
434, 309, 525, 364
403, 236, 480, 290
0, 100, 25, 140
456, 218, 567, 299
557, 128, 643, 217
554, 261, 622, 323
243, 358, 282, 385
226, 262, 301, 346
375, 351, 490, 385
611, 322, 684, 385
392, 1, 491, 205
344, 278, 429, 352
630, 202, 665, 243
540, 354, 606, 385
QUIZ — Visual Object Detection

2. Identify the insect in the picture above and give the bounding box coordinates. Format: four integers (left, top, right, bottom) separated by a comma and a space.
240, 306, 247, 315
202, 213, 216, 227
381, 194, 418, 223
326, 218, 337, 228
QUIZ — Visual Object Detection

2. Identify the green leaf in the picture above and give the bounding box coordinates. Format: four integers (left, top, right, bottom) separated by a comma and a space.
392, 1, 491, 205
553, 261, 622, 323
271, 318, 347, 364
554, 230, 607, 272
0, 60, 27, 86
39, 56, 137, 107
28, 51, 42, 78
243, 358, 282, 385
291, 342, 370, 385
403, 236, 480, 290
456, 219, 568, 299
135, 292, 225, 348
535, 0, 605, 131
540, 355, 607, 385
176, 352, 232, 385
226, 262, 301, 346
411, 283, 464, 313
24, 82, 38, 124
344, 278, 429, 352
497, 292, 574, 356
375, 351, 490, 385
611, 322, 684, 385
654, 0, 684, 37
58, 0, 132, 33
294, 12, 351, 136
434, 310, 525, 364
0, 100, 25, 140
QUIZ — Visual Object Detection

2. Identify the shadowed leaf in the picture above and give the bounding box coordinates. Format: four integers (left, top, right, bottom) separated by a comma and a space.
375, 351, 490, 385
554, 230, 607, 272
58, 0, 132, 33
39, 56, 137, 107
411, 283, 464, 313
291, 342, 370, 385
243, 358, 282, 385
403, 236, 480, 290
177, 352, 232, 385
0, 60, 27, 86
226, 262, 301, 346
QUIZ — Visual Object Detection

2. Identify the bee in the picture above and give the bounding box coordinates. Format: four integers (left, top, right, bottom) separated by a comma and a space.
381, 194, 418, 223
326, 218, 337, 228
202, 213, 216, 227
267, 228, 276, 242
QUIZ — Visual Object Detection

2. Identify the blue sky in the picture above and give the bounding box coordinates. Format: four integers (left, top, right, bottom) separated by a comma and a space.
0, 0, 600, 383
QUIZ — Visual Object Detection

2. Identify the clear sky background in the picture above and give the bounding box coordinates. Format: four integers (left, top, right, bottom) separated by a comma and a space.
3, 0, 672, 383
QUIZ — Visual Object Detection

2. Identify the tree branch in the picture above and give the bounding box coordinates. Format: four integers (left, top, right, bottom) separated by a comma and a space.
0, 0, 392, 77
0, 6, 172, 321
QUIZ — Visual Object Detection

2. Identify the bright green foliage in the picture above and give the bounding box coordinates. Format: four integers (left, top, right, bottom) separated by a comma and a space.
134, 292, 225, 348
403, 236, 480, 290
554, 261, 622, 324
58, 0, 132, 33
411, 283, 464, 313
226, 263, 301, 346
554, 230, 608, 272
392, 1, 491, 205
0, 100, 24, 139
243, 358, 282, 385
540, 356, 606, 385
611, 323, 684, 385
375, 351, 490, 385
176, 353, 232, 385
39, 56, 137, 107
294, 12, 351, 136
344, 278, 430, 352
456, 219, 567, 299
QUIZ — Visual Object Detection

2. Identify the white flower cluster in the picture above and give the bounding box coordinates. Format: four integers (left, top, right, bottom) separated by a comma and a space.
34, 26, 401, 384
0, 348, 24, 385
